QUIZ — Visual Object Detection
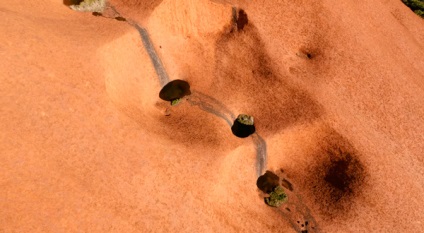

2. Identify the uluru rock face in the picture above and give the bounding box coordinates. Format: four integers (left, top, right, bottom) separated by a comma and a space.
1, 0, 423, 232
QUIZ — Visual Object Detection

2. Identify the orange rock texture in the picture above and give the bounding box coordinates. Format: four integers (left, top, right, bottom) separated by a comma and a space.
1, 0, 423, 232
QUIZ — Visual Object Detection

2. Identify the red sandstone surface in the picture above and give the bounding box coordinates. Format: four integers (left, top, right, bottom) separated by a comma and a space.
1, 0, 424, 232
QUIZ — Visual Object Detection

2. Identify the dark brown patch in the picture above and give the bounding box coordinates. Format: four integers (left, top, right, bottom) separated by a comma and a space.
298, 48, 318, 59
159, 80, 191, 102
300, 129, 369, 221
63, 0, 84, 6
324, 150, 359, 195
115, 16, 127, 21
92, 12, 102, 17
257, 170, 279, 194
237, 9, 248, 30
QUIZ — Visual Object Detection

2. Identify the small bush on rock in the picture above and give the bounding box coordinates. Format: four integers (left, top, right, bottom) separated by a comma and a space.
402, 0, 424, 17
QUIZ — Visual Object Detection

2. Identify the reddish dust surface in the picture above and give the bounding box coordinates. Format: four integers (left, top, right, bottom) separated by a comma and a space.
1, 0, 423, 232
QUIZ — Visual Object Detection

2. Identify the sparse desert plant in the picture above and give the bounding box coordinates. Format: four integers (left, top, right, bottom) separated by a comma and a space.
171, 98, 183, 106
402, 0, 424, 17
69, 0, 107, 13
264, 186, 288, 208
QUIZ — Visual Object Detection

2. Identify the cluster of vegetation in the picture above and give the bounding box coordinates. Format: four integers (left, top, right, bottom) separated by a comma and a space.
68, 0, 106, 13
264, 186, 287, 207
257, 171, 288, 208
402, 0, 424, 17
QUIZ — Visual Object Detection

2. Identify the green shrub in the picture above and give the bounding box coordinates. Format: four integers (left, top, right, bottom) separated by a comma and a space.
264, 186, 288, 208
402, 0, 424, 17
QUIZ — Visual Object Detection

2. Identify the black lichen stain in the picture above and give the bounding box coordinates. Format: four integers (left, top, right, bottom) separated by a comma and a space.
304, 129, 369, 221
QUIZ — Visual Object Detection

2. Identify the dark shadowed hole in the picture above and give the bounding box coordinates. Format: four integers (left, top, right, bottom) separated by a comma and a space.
115, 16, 127, 21
159, 79, 191, 103
231, 114, 255, 138
63, 0, 84, 6
257, 170, 279, 194
237, 9, 248, 30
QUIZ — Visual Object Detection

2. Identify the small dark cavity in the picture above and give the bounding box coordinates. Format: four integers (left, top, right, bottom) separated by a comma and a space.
92, 12, 102, 16
256, 170, 279, 194
301, 230, 308, 233
63, 0, 84, 6
237, 9, 248, 30
302, 224, 304, 227
297, 221, 300, 223
159, 79, 191, 104
285, 207, 291, 212
305, 221, 309, 226
115, 16, 126, 21
281, 178, 294, 191
298, 48, 315, 59
231, 115, 255, 138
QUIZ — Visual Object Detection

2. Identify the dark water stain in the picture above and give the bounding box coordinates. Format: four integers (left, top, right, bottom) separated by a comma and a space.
291, 127, 369, 221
